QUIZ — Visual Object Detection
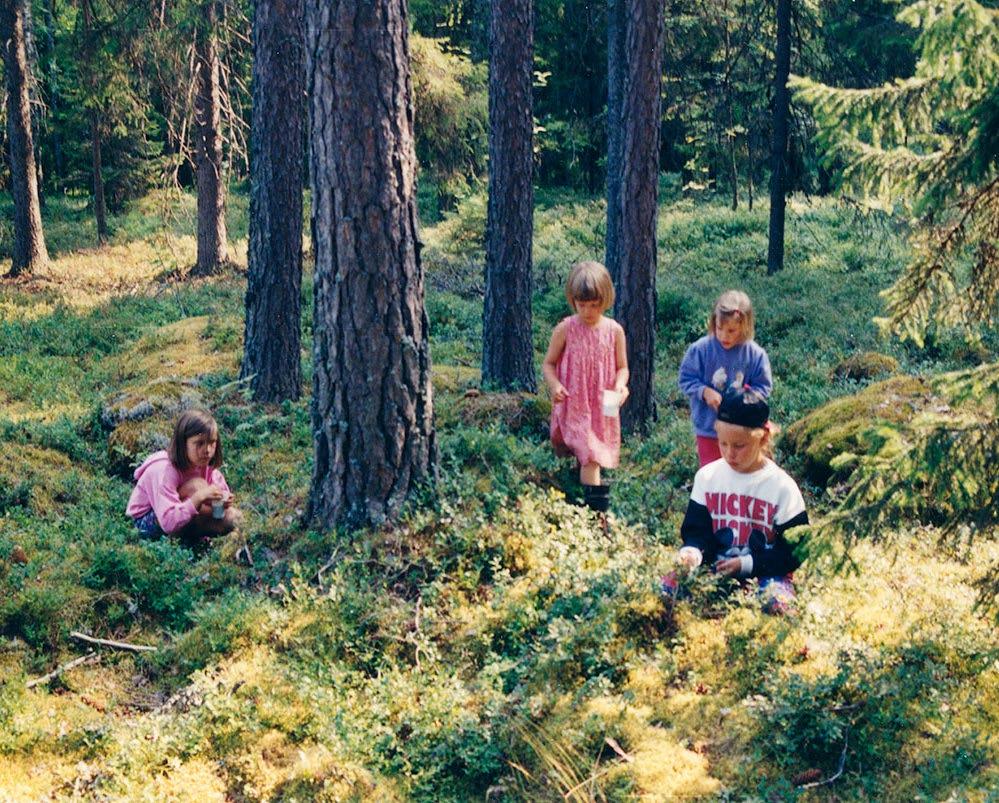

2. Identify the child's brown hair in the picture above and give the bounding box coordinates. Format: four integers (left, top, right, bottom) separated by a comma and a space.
565, 260, 615, 312
168, 409, 223, 470
707, 289, 755, 342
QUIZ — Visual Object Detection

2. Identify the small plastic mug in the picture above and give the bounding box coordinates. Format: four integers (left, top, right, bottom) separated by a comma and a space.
211, 499, 225, 520
601, 389, 621, 417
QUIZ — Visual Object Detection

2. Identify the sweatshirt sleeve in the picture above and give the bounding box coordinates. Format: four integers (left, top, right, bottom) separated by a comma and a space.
747, 345, 773, 398
147, 465, 198, 534
750, 509, 807, 577
679, 499, 715, 560
678, 342, 706, 400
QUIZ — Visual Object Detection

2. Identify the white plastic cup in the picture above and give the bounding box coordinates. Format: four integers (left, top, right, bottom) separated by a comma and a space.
601, 389, 621, 417
211, 499, 225, 519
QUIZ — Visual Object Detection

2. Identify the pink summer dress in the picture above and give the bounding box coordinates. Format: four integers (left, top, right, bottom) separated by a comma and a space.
550, 315, 622, 468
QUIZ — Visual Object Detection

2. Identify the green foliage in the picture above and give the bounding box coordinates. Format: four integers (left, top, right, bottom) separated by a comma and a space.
411, 35, 487, 212
792, 0, 999, 343
2, 189, 998, 799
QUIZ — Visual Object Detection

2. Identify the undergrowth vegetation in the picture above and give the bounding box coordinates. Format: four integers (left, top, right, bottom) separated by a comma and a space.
1, 189, 997, 800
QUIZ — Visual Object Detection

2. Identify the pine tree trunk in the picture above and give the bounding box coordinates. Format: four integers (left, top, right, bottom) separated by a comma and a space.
767, 0, 791, 274
613, 0, 663, 433
482, 0, 535, 392
42, 0, 62, 186
79, 0, 107, 244
241, 0, 304, 403
193, 2, 228, 275
724, 8, 738, 211
1, 0, 48, 276
605, 0, 624, 282
90, 110, 108, 243
306, 0, 436, 530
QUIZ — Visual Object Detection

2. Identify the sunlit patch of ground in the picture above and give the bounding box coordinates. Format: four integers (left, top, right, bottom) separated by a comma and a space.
1, 236, 247, 311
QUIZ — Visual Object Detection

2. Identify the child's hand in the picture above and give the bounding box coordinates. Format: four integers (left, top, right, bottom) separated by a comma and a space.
677, 546, 702, 568
549, 382, 569, 403
714, 557, 742, 577
614, 384, 629, 406
702, 387, 722, 410
192, 485, 224, 508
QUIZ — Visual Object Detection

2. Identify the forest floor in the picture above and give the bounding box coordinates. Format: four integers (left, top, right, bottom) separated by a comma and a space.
0, 189, 997, 801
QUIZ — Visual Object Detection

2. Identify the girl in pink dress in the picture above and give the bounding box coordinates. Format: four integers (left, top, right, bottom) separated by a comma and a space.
542, 261, 629, 512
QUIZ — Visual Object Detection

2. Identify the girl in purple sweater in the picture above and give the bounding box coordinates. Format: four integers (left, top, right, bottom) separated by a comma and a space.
678, 290, 772, 466
126, 409, 242, 541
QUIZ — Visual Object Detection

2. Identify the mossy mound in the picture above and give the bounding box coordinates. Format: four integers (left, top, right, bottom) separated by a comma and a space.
782, 375, 936, 485
0, 442, 81, 517
101, 316, 242, 476
452, 390, 550, 438
831, 350, 900, 381
783, 364, 998, 487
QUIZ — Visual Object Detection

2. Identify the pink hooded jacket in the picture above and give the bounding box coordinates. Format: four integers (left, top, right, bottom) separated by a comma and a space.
125, 450, 230, 534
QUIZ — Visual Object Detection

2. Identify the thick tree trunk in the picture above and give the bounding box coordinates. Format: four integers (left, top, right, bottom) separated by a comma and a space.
612, 0, 663, 433
241, 0, 304, 403
193, 3, 228, 275
482, 0, 535, 392
767, 0, 791, 274
1, 0, 48, 276
605, 0, 624, 282
306, 0, 436, 530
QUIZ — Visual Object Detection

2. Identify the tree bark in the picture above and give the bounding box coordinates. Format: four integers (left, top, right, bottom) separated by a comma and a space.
193, 1, 228, 275
80, 0, 107, 244
604, 0, 624, 282
612, 0, 663, 433
482, 0, 535, 392
90, 110, 108, 243
724, 7, 738, 211
767, 0, 791, 274
1, 0, 48, 276
306, 0, 436, 530
241, 0, 304, 403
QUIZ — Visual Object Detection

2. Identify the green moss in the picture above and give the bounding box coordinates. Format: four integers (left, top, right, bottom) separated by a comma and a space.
781, 375, 934, 485
831, 350, 900, 381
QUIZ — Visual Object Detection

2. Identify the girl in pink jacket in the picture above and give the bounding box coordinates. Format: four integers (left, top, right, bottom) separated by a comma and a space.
126, 409, 242, 541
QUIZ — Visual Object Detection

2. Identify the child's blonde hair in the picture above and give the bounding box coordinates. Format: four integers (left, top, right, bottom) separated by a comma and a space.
708, 289, 755, 342
168, 409, 223, 470
565, 261, 614, 312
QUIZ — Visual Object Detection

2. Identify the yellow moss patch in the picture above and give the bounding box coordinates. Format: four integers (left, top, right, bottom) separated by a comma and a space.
431, 363, 481, 393
0, 443, 79, 516
129, 758, 228, 801
229, 731, 394, 802
115, 316, 241, 383
586, 697, 722, 800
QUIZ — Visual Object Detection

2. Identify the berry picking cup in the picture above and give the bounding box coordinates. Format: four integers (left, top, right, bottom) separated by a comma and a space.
212, 498, 225, 519
601, 389, 621, 417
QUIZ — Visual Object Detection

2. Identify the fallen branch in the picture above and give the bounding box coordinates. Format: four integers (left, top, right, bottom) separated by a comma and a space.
70, 631, 157, 653
797, 726, 850, 790
26, 652, 100, 689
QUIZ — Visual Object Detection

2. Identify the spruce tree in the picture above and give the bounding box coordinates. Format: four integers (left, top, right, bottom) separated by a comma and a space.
792, 0, 999, 342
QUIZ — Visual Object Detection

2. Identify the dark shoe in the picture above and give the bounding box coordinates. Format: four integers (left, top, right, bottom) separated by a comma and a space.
582, 483, 610, 513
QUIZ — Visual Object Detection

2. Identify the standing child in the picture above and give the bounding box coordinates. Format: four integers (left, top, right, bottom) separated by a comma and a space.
678, 290, 772, 466
126, 409, 242, 542
674, 387, 807, 613
543, 260, 629, 513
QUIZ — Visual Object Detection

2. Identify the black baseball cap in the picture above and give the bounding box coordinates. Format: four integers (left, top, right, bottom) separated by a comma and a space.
716, 386, 769, 429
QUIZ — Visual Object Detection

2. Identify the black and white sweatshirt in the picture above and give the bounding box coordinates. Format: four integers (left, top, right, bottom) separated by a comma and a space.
679, 457, 808, 579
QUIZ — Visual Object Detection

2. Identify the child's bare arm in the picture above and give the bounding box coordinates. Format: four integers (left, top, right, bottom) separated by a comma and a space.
542, 322, 569, 402
613, 323, 630, 402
